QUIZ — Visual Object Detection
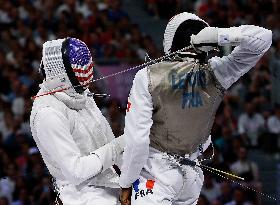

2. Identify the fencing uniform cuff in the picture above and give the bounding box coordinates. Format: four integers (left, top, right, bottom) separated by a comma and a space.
119, 179, 132, 188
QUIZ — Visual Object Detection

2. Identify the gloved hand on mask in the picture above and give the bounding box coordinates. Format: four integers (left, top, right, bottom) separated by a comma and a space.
190, 27, 242, 52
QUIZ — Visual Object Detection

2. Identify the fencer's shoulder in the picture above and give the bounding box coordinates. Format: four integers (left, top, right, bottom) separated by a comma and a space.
37, 106, 63, 119
85, 95, 98, 109
132, 67, 149, 92
134, 67, 148, 81
32, 106, 70, 132
31, 94, 68, 123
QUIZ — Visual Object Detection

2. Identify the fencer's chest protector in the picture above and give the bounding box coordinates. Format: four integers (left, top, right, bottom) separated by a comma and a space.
148, 60, 224, 156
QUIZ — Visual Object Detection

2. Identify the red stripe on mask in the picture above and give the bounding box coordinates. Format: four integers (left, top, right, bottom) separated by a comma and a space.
73, 63, 94, 74
76, 72, 94, 82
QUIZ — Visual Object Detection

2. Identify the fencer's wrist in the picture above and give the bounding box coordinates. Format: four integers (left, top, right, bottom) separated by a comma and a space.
190, 27, 218, 52
191, 27, 218, 45
91, 141, 117, 172
90, 153, 104, 173
217, 27, 242, 46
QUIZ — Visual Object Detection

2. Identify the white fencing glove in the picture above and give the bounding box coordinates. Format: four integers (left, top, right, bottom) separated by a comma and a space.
91, 135, 125, 173
191, 27, 242, 52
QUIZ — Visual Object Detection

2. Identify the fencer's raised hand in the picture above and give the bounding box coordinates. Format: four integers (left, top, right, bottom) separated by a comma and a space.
191, 26, 243, 52
120, 187, 132, 205
190, 27, 218, 52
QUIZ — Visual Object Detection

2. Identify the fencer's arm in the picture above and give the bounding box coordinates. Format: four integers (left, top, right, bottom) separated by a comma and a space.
34, 108, 125, 185
191, 25, 272, 89
119, 68, 153, 188
97, 106, 125, 168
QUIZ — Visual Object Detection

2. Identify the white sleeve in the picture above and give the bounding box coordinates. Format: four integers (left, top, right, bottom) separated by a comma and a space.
34, 108, 119, 185
119, 67, 153, 188
209, 25, 272, 89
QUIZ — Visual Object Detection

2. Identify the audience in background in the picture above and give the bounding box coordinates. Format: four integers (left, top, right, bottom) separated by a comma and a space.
238, 103, 265, 147
201, 173, 221, 202
0, 0, 279, 204
225, 188, 253, 205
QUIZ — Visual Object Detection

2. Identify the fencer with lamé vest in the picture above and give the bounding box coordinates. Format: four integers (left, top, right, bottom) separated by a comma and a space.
119, 12, 272, 205
30, 38, 125, 205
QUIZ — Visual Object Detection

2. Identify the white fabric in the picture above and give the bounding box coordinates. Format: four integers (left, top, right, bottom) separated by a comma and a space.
53, 90, 87, 110
130, 148, 204, 205
210, 25, 272, 89
163, 12, 208, 55
30, 86, 124, 203
218, 27, 242, 46
120, 25, 272, 190
92, 136, 125, 172
59, 184, 120, 205
190, 27, 243, 52
119, 68, 153, 188
43, 73, 80, 98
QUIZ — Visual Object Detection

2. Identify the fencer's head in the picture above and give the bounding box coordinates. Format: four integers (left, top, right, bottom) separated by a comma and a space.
41, 38, 94, 95
163, 12, 208, 55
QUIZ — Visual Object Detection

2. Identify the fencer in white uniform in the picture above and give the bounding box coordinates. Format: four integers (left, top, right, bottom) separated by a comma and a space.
119, 12, 272, 205
30, 38, 125, 205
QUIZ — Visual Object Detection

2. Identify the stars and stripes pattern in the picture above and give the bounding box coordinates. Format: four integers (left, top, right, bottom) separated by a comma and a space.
72, 59, 94, 88
68, 38, 94, 89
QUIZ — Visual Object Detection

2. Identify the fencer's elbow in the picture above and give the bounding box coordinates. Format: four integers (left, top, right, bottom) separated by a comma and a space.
66, 168, 99, 186
259, 28, 272, 52
65, 169, 87, 185
64, 157, 101, 185
264, 29, 272, 48
241, 25, 272, 53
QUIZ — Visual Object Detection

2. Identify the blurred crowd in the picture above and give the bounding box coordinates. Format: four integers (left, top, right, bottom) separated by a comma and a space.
0, 0, 279, 205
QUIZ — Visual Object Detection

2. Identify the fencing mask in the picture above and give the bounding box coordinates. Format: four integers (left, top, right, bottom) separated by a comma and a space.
41, 37, 94, 96
163, 12, 209, 55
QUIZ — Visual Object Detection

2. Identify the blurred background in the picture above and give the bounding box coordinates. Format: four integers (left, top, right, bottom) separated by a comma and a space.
0, 0, 279, 204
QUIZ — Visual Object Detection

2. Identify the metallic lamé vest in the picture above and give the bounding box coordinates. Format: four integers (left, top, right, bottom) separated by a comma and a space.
148, 59, 224, 156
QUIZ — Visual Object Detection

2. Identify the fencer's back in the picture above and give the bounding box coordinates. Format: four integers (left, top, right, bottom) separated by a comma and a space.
148, 59, 224, 156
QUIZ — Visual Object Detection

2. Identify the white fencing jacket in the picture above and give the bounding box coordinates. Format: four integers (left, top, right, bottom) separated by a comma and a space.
30, 88, 124, 189
119, 25, 272, 188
